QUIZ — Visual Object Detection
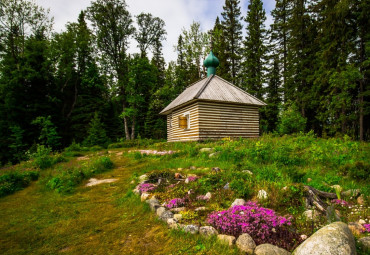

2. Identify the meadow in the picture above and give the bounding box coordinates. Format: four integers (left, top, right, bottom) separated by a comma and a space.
0, 133, 369, 254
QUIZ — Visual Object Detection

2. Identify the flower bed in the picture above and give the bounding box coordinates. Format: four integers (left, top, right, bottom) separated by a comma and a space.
207, 201, 301, 250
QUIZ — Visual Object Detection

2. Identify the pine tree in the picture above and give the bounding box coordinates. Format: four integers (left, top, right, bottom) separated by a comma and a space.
242, 0, 267, 99
221, 0, 243, 84
84, 112, 108, 146
212, 16, 230, 80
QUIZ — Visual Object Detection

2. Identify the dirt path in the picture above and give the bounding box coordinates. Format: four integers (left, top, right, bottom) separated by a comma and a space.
0, 153, 237, 255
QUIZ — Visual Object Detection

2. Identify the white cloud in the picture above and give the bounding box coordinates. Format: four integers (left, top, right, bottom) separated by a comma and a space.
34, 0, 275, 63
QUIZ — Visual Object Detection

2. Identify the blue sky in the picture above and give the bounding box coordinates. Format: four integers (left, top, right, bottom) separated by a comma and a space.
35, 0, 276, 63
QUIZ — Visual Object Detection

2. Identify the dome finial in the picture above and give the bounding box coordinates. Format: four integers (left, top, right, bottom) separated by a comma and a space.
203, 51, 219, 77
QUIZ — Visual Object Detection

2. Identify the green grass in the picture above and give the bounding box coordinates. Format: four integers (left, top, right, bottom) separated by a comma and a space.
0, 134, 368, 254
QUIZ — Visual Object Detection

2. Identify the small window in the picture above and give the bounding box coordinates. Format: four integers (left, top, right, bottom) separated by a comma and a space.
178, 112, 190, 130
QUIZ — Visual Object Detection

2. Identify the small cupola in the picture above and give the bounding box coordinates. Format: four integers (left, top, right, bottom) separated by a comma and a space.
203, 51, 219, 77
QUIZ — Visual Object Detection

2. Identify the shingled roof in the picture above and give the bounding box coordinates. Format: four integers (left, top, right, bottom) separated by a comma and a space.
159, 75, 266, 115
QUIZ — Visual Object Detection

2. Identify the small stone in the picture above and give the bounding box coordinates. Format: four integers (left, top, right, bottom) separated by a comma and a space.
133, 187, 140, 195
183, 224, 199, 234
282, 186, 288, 191
342, 189, 361, 197
146, 197, 160, 211
200, 148, 214, 153
217, 234, 236, 246
307, 178, 312, 182
209, 152, 221, 158
173, 214, 182, 221
223, 183, 230, 190
169, 223, 184, 230
139, 174, 147, 183
190, 166, 197, 170
130, 180, 135, 184
242, 170, 253, 175
236, 233, 256, 254
160, 210, 174, 221
177, 168, 183, 171
348, 222, 365, 236
255, 244, 290, 255
300, 234, 308, 240
303, 209, 321, 222
358, 219, 366, 225
175, 173, 183, 179
212, 167, 221, 173
231, 199, 246, 207
195, 207, 206, 211
358, 236, 370, 251
257, 189, 268, 200
199, 226, 218, 237
167, 218, 177, 225
156, 207, 166, 217
205, 192, 212, 200
170, 207, 186, 212
140, 193, 150, 201
357, 195, 365, 205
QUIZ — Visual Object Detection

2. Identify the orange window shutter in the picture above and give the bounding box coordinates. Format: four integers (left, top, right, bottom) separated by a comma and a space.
178, 116, 187, 129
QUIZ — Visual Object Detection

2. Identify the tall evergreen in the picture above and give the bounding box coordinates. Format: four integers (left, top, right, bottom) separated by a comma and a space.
211, 16, 230, 80
221, 0, 243, 84
242, 0, 267, 99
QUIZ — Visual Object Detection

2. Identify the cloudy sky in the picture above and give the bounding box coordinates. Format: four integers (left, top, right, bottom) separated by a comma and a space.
35, 0, 275, 63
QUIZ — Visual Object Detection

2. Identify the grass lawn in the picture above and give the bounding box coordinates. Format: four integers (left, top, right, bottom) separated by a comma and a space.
0, 151, 238, 255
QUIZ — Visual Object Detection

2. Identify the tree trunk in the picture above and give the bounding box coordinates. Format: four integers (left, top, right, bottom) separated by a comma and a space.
130, 116, 135, 140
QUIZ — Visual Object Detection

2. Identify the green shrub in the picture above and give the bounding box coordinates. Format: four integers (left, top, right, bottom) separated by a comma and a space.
0, 171, 39, 197
229, 179, 252, 198
91, 157, 114, 174
64, 141, 83, 152
278, 104, 307, 135
340, 161, 369, 181
31, 145, 54, 169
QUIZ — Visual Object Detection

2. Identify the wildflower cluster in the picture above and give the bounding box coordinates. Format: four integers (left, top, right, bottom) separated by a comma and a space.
187, 176, 198, 182
138, 183, 157, 193
331, 199, 349, 207
166, 198, 185, 209
362, 224, 370, 233
207, 201, 299, 250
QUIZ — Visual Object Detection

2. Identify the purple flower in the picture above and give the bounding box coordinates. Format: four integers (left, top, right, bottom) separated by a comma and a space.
331, 199, 349, 207
187, 176, 198, 182
207, 201, 295, 248
362, 224, 370, 233
166, 198, 185, 209
138, 183, 157, 193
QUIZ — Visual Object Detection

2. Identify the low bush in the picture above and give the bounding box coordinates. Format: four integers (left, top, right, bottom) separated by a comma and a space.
207, 201, 301, 250
31, 145, 54, 169
340, 161, 369, 181
47, 157, 114, 193
229, 179, 252, 199
0, 171, 39, 197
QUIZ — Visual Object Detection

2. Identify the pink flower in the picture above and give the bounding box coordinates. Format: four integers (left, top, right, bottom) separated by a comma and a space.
138, 183, 157, 193
166, 198, 185, 209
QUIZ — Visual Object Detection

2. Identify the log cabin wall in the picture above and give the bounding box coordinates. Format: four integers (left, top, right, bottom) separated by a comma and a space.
167, 102, 200, 142
198, 101, 260, 139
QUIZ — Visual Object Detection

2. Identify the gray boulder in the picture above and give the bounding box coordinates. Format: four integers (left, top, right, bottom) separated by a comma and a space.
183, 224, 199, 234
358, 236, 370, 251
156, 207, 166, 217
199, 226, 218, 237
235, 233, 256, 254
293, 222, 356, 255
255, 244, 290, 255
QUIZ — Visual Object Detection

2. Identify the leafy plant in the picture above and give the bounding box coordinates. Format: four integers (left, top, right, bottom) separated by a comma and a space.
0, 171, 39, 197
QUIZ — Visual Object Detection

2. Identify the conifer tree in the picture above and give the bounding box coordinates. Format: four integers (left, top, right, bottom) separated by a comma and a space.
221, 0, 243, 84
243, 0, 267, 99
84, 112, 108, 146
211, 16, 230, 80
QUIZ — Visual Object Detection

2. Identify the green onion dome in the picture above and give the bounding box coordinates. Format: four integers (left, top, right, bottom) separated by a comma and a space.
203, 51, 219, 77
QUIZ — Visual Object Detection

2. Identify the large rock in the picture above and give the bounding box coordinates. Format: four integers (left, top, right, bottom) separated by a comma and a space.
358, 236, 370, 251
218, 234, 236, 246
156, 207, 166, 217
293, 222, 356, 255
255, 244, 290, 255
139, 174, 148, 183
235, 233, 256, 254
183, 224, 199, 234
173, 214, 182, 221
140, 193, 150, 201
199, 226, 218, 237
231, 198, 246, 207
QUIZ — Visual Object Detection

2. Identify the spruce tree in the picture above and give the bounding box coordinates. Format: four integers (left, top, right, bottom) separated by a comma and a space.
212, 17, 231, 80
84, 112, 108, 146
243, 0, 267, 99
221, 0, 243, 84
